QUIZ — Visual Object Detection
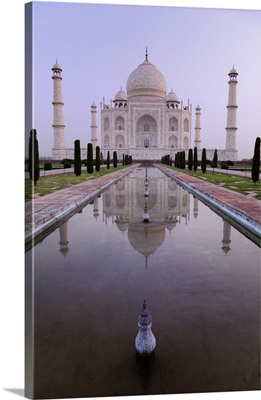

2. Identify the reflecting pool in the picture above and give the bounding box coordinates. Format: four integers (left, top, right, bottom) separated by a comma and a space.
26, 166, 260, 398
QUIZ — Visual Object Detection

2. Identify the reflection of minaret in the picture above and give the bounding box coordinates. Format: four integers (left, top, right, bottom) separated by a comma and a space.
222, 220, 231, 254
93, 197, 99, 220
193, 196, 199, 219
52, 61, 66, 160
59, 222, 69, 257
194, 105, 201, 150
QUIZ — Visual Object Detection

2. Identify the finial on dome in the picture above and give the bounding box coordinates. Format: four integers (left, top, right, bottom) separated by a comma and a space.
145, 47, 148, 61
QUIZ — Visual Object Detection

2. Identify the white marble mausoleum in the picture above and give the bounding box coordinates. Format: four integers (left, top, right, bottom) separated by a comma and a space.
51, 50, 238, 162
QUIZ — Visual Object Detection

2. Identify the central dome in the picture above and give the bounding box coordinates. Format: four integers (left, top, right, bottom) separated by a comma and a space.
127, 58, 167, 99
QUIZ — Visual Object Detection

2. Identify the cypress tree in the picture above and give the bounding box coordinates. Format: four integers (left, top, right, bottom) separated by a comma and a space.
251, 137, 260, 184
213, 148, 218, 168
122, 153, 125, 166
193, 147, 198, 172
74, 139, 81, 176
113, 151, 117, 168
177, 152, 180, 168
201, 148, 207, 173
183, 151, 186, 169
95, 146, 100, 172
188, 148, 193, 171
87, 142, 93, 173
107, 151, 110, 169
28, 128, 40, 183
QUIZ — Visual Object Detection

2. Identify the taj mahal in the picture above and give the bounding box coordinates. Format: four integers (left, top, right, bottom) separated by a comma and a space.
51, 49, 238, 162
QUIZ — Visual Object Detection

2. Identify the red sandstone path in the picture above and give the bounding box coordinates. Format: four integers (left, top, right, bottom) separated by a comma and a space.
25, 165, 137, 244
25, 164, 260, 247
157, 165, 261, 226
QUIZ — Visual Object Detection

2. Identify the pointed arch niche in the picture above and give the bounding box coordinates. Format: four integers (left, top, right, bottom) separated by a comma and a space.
169, 116, 178, 131
115, 116, 125, 131
136, 114, 157, 148
104, 117, 110, 131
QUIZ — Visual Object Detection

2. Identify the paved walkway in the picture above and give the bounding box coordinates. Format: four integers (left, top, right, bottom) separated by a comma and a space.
25, 164, 261, 248
25, 165, 137, 245
157, 165, 260, 242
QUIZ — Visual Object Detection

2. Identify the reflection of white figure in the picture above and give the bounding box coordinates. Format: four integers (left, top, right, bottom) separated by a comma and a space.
135, 300, 156, 356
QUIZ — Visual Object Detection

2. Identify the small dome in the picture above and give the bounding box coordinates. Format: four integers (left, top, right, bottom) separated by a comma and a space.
52, 61, 62, 71
127, 57, 167, 99
114, 88, 127, 102
229, 66, 238, 75
166, 90, 180, 103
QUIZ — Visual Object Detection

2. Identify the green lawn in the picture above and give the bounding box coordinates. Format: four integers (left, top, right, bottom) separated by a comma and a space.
25, 165, 128, 201
25, 164, 261, 202
173, 168, 261, 200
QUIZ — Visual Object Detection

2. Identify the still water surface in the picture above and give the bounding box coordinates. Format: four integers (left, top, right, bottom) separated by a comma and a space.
26, 166, 260, 398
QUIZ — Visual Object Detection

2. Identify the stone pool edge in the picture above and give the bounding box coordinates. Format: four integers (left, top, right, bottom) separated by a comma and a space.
156, 165, 261, 242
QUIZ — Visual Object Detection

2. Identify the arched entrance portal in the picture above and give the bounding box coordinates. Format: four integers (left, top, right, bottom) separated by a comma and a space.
136, 114, 157, 148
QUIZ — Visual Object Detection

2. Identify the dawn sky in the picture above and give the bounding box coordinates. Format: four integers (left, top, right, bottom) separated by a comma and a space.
0, 2, 261, 400
28, 0, 261, 159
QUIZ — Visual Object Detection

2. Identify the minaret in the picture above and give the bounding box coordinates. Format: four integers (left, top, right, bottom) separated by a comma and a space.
225, 66, 238, 161
52, 61, 66, 160
194, 105, 201, 149
91, 102, 98, 149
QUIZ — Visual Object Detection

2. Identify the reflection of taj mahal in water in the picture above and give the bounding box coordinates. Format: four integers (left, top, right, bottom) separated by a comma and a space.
58, 167, 232, 261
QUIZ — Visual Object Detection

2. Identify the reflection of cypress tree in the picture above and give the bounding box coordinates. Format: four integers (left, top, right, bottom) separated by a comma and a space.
74, 139, 81, 176
95, 145, 100, 172
188, 148, 193, 171
87, 142, 93, 173
28, 128, 40, 183
193, 147, 198, 172
107, 151, 110, 169
251, 137, 260, 184
201, 148, 207, 173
